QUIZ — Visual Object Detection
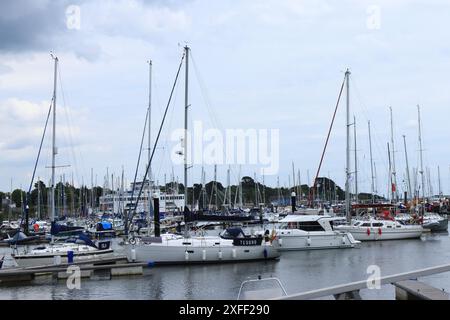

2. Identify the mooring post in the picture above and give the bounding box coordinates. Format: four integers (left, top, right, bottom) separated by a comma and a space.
153, 195, 160, 237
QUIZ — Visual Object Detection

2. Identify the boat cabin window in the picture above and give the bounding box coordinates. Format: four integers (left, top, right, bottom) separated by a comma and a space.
372, 223, 383, 227
361, 223, 371, 227
280, 221, 325, 232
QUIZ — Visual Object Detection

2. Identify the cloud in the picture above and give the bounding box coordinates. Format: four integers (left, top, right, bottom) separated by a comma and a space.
0, 1, 71, 52
0, 0, 191, 60
0, 98, 86, 155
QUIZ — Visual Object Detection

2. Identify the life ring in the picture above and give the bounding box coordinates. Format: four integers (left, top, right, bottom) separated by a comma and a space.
378, 228, 382, 236
366, 228, 371, 236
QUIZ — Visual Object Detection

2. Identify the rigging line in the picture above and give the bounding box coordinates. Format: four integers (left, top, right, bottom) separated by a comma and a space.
24, 99, 53, 217
309, 73, 346, 205
20, 98, 53, 228
128, 108, 149, 216
156, 68, 181, 180
190, 52, 224, 131
58, 67, 83, 186
351, 75, 389, 173
128, 51, 186, 228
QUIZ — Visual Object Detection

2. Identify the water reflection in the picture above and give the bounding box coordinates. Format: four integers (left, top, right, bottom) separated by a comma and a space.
1, 232, 450, 299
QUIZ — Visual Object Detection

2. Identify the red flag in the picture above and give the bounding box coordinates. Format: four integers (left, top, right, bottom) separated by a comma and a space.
392, 183, 396, 192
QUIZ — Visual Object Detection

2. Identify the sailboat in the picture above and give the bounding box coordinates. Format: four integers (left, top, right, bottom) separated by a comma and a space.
331, 71, 422, 241
122, 47, 280, 264
10, 55, 114, 268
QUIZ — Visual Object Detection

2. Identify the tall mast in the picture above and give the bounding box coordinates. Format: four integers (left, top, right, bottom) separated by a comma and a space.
368, 121, 375, 204
345, 69, 351, 223
147, 59, 153, 234
50, 54, 58, 224
402, 135, 412, 201
184, 46, 190, 211
227, 166, 231, 208
387, 143, 393, 203
262, 169, 266, 206
239, 165, 243, 208
389, 107, 398, 202
37, 177, 41, 220
214, 164, 218, 210
71, 173, 74, 217
418, 105, 425, 218
292, 162, 296, 191
297, 170, 302, 203
202, 167, 206, 209
277, 176, 280, 207
438, 166, 442, 201
63, 174, 66, 216
9, 178, 12, 221
353, 115, 358, 203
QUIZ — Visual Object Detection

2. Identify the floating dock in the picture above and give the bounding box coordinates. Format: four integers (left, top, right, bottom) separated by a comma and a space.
0, 255, 148, 284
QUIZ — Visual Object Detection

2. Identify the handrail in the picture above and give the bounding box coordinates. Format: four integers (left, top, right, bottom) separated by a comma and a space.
273, 263, 450, 300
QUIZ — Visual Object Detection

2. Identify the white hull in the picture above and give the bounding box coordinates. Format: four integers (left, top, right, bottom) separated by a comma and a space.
13, 250, 115, 268
12, 243, 115, 268
335, 227, 423, 241
124, 236, 279, 264
277, 232, 358, 251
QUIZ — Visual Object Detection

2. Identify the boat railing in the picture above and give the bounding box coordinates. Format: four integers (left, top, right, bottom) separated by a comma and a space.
237, 276, 288, 300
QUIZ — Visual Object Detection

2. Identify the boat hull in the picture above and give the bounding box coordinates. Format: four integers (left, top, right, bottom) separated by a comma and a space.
335, 227, 423, 241
124, 243, 279, 265
12, 249, 115, 268
277, 232, 359, 251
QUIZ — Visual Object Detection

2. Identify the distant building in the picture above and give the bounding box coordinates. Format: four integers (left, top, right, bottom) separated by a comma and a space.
99, 180, 185, 214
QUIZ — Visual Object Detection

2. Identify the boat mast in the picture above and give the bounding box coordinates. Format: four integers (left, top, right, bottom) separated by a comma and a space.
292, 162, 296, 194
402, 135, 412, 202
37, 177, 41, 220
353, 115, 358, 203
418, 105, 425, 218
389, 107, 398, 202
345, 69, 351, 223
9, 178, 12, 221
50, 54, 58, 225
147, 59, 153, 235
438, 165, 442, 201
184, 46, 190, 212
387, 143, 393, 203
239, 165, 243, 208
368, 121, 375, 204
262, 169, 266, 206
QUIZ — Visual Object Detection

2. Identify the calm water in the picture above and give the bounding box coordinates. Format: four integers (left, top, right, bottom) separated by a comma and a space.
2, 232, 450, 300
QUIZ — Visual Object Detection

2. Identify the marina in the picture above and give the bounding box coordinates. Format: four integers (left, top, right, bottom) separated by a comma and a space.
2, 1, 450, 309
2, 232, 450, 299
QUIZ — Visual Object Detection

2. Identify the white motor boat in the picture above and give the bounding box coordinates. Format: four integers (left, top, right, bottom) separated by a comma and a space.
10, 237, 114, 268
334, 218, 423, 241
264, 215, 360, 251
123, 227, 280, 265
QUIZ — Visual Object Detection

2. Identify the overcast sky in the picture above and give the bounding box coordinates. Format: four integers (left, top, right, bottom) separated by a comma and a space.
1, 0, 450, 198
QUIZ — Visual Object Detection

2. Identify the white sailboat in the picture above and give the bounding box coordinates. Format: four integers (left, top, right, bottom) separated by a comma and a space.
334, 218, 422, 241
331, 72, 423, 241
122, 47, 280, 264
10, 55, 114, 268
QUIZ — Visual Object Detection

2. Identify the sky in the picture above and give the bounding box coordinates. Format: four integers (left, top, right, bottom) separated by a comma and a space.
1, 0, 450, 198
